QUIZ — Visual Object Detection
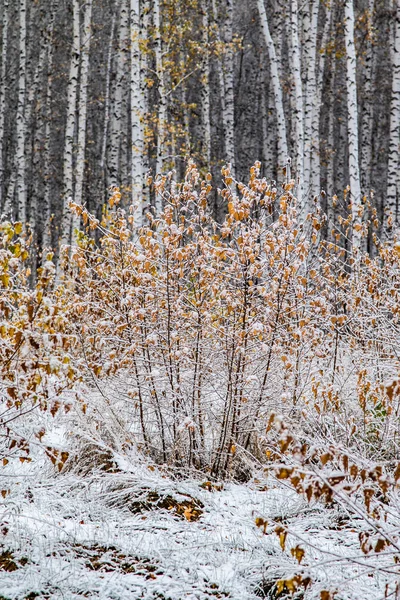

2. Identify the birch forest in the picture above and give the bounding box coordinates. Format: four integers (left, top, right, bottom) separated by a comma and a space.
1, 1, 400, 599
0, 0, 399, 250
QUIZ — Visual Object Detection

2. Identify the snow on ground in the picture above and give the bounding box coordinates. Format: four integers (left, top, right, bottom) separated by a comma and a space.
0, 444, 394, 600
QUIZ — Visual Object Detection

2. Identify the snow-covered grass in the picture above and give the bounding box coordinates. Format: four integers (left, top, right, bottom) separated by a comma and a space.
1, 433, 396, 600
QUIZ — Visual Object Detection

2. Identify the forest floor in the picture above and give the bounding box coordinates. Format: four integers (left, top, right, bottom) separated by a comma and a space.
0, 430, 389, 600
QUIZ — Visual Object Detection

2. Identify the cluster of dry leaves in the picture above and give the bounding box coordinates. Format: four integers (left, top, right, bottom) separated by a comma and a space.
1, 163, 399, 598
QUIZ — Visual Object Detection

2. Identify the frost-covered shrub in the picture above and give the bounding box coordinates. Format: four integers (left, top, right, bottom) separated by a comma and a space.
59, 163, 400, 479
0, 221, 78, 468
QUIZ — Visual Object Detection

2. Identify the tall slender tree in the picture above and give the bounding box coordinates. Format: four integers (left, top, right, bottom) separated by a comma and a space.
290, 0, 304, 213
42, 0, 57, 250
108, 0, 129, 189
130, 0, 144, 226
344, 0, 362, 249
201, 1, 211, 167
256, 0, 288, 174
16, 0, 27, 223
386, 0, 400, 238
61, 0, 80, 247
223, 0, 235, 176
0, 0, 9, 210
303, 0, 319, 199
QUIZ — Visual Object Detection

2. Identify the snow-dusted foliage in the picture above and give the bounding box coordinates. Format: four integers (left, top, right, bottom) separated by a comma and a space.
1, 164, 400, 598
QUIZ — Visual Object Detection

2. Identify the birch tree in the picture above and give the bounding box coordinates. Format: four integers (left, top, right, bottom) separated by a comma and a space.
211, 0, 228, 169
201, 1, 211, 167
61, 0, 80, 247
154, 0, 166, 180
360, 0, 375, 196
313, 0, 332, 196
130, 0, 144, 226
256, 0, 288, 174
42, 1, 57, 250
108, 0, 129, 189
74, 0, 93, 217
100, 13, 116, 190
223, 0, 235, 176
344, 0, 362, 249
386, 0, 400, 237
0, 0, 9, 210
302, 0, 319, 199
290, 0, 304, 213
16, 0, 27, 223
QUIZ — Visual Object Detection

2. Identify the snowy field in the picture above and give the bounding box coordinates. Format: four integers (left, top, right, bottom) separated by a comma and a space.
0, 440, 394, 600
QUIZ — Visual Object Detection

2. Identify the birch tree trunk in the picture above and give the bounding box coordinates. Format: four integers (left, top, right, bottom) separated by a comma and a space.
27, 45, 47, 238
130, 0, 144, 227
224, 0, 235, 176
154, 0, 166, 176
290, 0, 304, 213
312, 0, 332, 196
256, 0, 288, 175
386, 0, 400, 238
326, 55, 337, 226
42, 0, 57, 250
16, 0, 27, 223
100, 13, 116, 188
140, 0, 151, 207
201, 2, 211, 167
0, 0, 9, 210
73, 0, 93, 234
211, 0, 228, 167
61, 0, 80, 247
108, 0, 129, 189
154, 0, 166, 214
303, 0, 319, 199
360, 0, 375, 195
344, 0, 362, 250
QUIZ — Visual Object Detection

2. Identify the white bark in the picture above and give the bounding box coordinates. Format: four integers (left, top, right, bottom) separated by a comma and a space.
154, 0, 165, 214
61, 0, 80, 247
154, 0, 165, 170
27, 45, 47, 235
42, 1, 57, 250
0, 0, 9, 211
108, 0, 129, 189
223, 0, 235, 176
326, 54, 336, 206
326, 63, 337, 238
100, 13, 116, 177
73, 0, 93, 225
386, 0, 400, 237
130, 0, 144, 227
360, 0, 375, 195
256, 0, 288, 174
290, 0, 304, 213
344, 0, 362, 250
16, 0, 27, 223
140, 0, 151, 207
201, 3, 211, 167
211, 0, 228, 162
312, 0, 332, 196
303, 0, 319, 199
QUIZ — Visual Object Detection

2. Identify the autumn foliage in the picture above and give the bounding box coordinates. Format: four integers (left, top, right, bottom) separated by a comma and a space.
1, 163, 400, 595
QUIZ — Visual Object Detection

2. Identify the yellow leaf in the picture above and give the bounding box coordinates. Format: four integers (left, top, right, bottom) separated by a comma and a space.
1, 273, 10, 288
14, 222, 23, 235
291, 545, 305, 564
276, 580, 285, 594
